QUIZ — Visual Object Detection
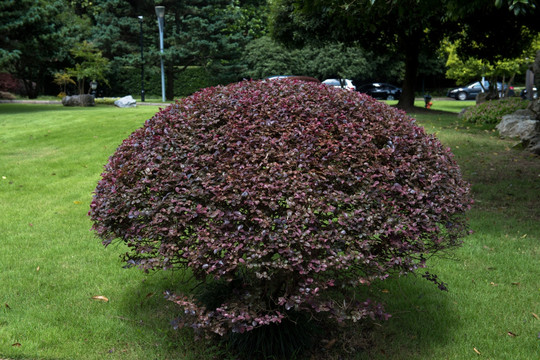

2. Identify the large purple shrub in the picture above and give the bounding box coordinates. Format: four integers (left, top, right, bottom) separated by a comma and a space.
90, 79, 471, 337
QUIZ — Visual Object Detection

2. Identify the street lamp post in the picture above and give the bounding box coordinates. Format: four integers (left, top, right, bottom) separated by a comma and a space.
138, 16, 145, 102
155, 6, 165, 102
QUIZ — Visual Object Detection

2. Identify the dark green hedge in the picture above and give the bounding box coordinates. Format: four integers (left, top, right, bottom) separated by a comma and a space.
107, 66, 218, 98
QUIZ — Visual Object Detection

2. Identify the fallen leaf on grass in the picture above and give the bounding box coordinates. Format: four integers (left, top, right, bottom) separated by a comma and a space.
323, 338, 337, 349
146, 292, 155, 298
507, 331, 517, 337
36, 266, 40, 272
511, 282, 520, 286
490, 282, 498, 287
73, 201, 82, 205
473, 347, 481, 355
5, 303, 11, 309
91, 295, 109, 302
532, 313, 539, 320
381, 289, 389, 293
12, 342, 21, 347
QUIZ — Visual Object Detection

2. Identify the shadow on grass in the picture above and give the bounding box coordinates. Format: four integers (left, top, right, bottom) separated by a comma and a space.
302, 273, 460, 360
114, 270, 232, 360
370, 275, 459, 359
0, 104, 102, 114
114, 269, 458, 360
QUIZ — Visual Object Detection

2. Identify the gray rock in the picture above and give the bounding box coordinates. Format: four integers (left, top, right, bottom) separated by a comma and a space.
526, 135, 540, 155
496, 114, 539, 139
497, 99, 540, 155
114, 95, 137, 108
527, 99, 540, 119
62, 94, 95, 107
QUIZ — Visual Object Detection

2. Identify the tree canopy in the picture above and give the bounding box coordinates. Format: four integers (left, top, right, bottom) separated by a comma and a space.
0, 0, 90, 98
2, 0, 539, 99
270, 0, 540, 109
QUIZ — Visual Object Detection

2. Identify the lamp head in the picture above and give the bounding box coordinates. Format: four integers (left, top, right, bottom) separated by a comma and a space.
155, 6, 165, 18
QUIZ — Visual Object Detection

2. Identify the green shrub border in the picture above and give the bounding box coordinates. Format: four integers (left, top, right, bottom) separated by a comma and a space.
461, 98, 529, 127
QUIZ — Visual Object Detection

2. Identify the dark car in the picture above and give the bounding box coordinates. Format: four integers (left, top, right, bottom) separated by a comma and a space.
357, 83, 402, 100
447, 81, 515, 101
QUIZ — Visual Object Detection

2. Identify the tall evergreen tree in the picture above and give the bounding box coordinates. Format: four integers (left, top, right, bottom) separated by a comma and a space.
0, 0, 90, 98
158, 0, 261, 99
86, 0, 266, 99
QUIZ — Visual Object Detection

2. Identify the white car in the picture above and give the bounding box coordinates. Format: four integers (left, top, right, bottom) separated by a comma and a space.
322, 79, 356, 91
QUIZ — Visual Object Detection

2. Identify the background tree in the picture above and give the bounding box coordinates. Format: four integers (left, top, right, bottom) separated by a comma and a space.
241, 36, 379, 81
84, 0, 266, 99
65, 41, 110, 94
270, 0, 449, 109
445, 34, 539, 96
156, 0, 263, 99
53, 71, 76, 96
0, 0, 90, 98
271, 0, 539, 109
445, 0, 539, 97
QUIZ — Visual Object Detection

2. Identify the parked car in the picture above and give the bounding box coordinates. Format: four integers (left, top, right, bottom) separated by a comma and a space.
266, 75, 320, 83
322, 79, 356, 91
447, 81, 515, 101
520, 87, 538, 99
356, 83, 402, 100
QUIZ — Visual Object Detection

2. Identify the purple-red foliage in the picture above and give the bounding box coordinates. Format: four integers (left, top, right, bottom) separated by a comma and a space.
0, 73, 24, 94
89, 79, 471, 336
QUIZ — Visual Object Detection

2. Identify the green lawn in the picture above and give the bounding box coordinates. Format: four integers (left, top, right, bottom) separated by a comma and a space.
0, 102, 538, 359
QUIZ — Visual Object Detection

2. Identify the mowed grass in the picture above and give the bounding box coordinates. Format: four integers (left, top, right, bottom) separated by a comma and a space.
1, 101, 539, 359
357, 102, 540, 360
0, 104, 226, 359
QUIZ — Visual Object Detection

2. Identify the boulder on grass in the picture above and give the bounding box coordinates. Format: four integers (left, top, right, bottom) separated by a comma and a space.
525, 135, 540, 155
528, 99, 540, 118
114, 95, 136, 108
496, 102, 540, 155
496, 114, 539, 139
62, 94, 95, 107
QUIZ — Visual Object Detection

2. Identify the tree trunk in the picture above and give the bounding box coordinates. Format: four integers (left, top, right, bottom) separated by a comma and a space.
396, 33, 421, 110
487, 74, 499, 100
22, 79, 38, 99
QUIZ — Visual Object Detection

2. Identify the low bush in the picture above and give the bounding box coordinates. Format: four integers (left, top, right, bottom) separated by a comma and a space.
0, 72, 25, 94
94, 97, 119, 105
89, 79, 471, 355
0, 91, 16, 100
461, 97, 529, 127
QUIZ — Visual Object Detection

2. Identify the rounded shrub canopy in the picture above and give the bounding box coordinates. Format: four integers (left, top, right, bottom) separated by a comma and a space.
90, 79, 471, 335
